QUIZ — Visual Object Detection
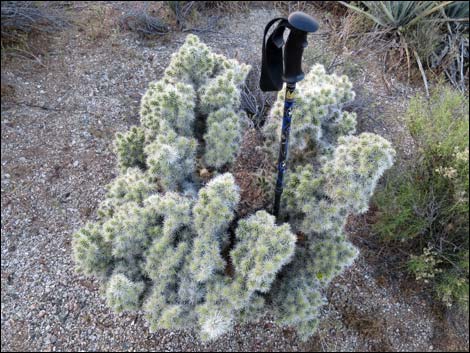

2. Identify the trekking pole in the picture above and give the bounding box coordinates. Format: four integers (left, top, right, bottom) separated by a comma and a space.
260, 11, 319, 220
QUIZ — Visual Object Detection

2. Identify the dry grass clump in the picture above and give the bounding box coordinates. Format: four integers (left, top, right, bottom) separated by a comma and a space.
1, 1, 69, 62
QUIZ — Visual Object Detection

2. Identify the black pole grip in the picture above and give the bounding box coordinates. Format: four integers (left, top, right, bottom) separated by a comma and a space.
282, 29, 308, 83
282, 12, 319, 84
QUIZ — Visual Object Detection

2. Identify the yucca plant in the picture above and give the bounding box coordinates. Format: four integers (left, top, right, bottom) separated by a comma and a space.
443, 1, 469, 22
338, 1, 469, 92
338, 1, 456, 30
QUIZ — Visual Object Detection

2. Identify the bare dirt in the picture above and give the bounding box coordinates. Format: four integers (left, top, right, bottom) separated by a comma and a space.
1, 2, 468, 352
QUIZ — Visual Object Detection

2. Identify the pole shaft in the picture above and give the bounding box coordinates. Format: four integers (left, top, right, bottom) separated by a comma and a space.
273, 83, 296, 219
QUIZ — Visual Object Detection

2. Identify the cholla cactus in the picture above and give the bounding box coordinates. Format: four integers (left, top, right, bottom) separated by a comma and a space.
321, 110, 357, 147
309, 235, 359, 285
322, 133, 396, 213
142, 176, 297, 340
263, 64, 357, 160
283, 132, 396, 235
271, 263, 325, 340
193, 173, 239, 239
231, 211, 296, 293
189, 174, 239, 282
73, 41, 395, 343
140, 79, 195, 137
105, 167, 153, 204
198, 66, 250, 115
102, 202, 159, 263
212, 53, 252, 85
146, 192, 193, 237
106, 273, 145, 313
203, 108, 243, 168
165, 34, 216, 88
73, 170, 297, 341
115, 126, 146, 172
261, 65, 395, 340
143, 230, 188, 284
125, 33, 247, 190
72, 223, 111, 278
196, 285, 235, 341
195, 211, 297, 340
97, 167, 155, 218
270, 234, 358, 340
144, 126, 197, 191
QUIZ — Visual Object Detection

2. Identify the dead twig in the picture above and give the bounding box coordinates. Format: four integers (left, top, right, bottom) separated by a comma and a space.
5, 47, 46, 67
413, 49, 429, 97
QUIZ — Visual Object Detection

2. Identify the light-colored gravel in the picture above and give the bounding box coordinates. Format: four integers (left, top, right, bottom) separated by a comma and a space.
1, 3, 468, 352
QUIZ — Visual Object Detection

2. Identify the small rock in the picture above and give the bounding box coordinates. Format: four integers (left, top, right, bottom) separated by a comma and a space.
59, 312, 69, 323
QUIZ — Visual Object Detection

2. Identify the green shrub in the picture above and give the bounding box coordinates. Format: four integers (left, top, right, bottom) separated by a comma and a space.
373, 86, 469, 309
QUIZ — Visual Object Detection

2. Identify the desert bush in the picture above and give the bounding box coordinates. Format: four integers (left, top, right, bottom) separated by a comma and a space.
165, 1, 200, 30
373, 85, 469, 309
118, 2, 169, 38
1, 1, 68, 43
165, 1, 251, 31
1, 1, 68, 62
73, 34, 395, 341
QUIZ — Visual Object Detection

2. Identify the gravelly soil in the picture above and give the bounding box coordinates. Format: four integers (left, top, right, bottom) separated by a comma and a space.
1, 3, 468, 352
